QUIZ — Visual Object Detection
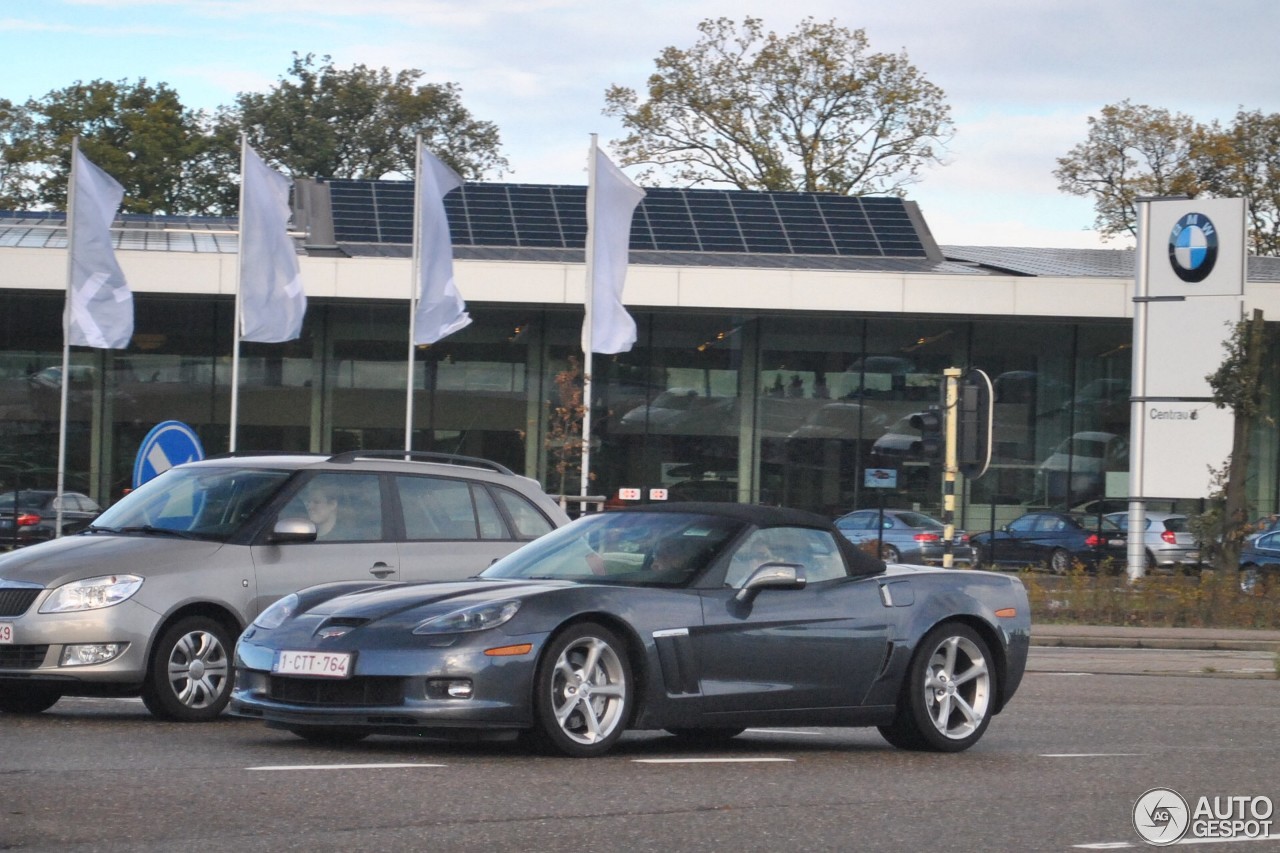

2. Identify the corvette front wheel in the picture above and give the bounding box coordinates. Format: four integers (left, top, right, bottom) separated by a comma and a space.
531, 622, 632, 758
879, 622, 995, 752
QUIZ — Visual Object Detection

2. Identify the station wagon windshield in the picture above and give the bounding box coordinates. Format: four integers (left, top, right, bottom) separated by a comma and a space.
91, 466, 293, 541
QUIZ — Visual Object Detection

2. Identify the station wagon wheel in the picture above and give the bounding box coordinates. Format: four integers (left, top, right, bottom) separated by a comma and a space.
141, 616, 234, 722
530, 622, 632, 758
879, 622, 995, 753
880, 544, 901, 563
0, 684, 63, 714
1048, 548, 1071, 574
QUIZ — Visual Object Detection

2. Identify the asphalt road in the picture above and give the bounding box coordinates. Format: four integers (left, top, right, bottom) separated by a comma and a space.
2, 646, 1278, 852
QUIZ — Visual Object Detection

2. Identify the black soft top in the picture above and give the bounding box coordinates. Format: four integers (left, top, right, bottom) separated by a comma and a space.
618, 502, 886, 577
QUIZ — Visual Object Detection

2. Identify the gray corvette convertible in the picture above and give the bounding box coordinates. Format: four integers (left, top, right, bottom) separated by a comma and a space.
231, 503, 1030, 757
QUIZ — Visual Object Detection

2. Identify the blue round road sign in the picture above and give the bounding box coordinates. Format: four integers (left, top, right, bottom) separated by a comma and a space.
133, 420, 205, 489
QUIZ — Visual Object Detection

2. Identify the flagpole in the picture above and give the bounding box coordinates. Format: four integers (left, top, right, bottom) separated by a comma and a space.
405, 134, 424, 452
580, 134, 599, 499
55, 137, 80, 537
229, 133, 247, 452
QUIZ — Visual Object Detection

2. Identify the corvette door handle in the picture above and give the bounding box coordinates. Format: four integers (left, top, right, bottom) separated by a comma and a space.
369, 562, 394, 578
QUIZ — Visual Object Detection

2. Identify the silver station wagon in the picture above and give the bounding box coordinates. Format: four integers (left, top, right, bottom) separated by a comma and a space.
0, 451, 568, 721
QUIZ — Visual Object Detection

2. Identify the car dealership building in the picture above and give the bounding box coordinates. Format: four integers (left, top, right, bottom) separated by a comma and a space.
2, 177, 1280, 529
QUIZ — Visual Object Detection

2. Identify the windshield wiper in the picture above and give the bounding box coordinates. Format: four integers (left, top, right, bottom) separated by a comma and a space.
113, 525, 201, 539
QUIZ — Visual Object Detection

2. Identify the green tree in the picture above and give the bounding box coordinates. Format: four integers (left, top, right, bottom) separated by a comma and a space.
224, 54, 508, 181
1205, 109, 1280, 257
23, 79, 234, 214
1054, 100, 1206, 242
1191, 309, 1269, 574
1056, 102, 1280, 255
603, 16, 952, 194
0, 98, 38, 209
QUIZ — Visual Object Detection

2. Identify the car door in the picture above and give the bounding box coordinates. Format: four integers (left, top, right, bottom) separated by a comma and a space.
249, 472, 400, 615
995, 514, 1042, 564
692, 526, 891, 713
393, 475, 535, 582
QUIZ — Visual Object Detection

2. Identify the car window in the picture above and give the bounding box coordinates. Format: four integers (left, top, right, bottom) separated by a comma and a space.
724, 526, 847, 588
492, 487, 555, 539
1008, 515, 1037, 533
95, 466, 293, 538
295, 473, 384, 542
396, 475, 479, 540
895, 511, 940, 529
472, 484, 507, 540
837, 513, 871, 531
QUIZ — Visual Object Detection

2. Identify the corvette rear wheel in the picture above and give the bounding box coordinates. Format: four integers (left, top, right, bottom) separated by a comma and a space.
879, 622, 995, 752
531, 622, 632, 757
141, 616, 233, 722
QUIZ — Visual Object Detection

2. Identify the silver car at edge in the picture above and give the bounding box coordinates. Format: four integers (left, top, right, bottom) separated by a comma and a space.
0, 451, 568, 722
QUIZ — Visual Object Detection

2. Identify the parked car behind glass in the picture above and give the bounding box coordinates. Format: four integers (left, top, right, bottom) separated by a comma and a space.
835, 508, 973, 565
0, 451, 568, 722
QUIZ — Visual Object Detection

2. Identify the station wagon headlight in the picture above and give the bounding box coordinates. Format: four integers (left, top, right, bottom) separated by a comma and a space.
253, 593, 300, 630
40, 575, 143, 613
413, 600, 521, 635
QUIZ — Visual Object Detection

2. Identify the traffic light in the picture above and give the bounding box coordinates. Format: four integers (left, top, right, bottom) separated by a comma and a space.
909, 406, 944, 460
957, 368, 993, 478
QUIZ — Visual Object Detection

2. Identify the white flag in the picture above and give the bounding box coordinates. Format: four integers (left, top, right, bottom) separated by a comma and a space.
413, 147, 470, 344
239, 144, 306, 343
584, 146, 646, 354
66, 149, 132, 349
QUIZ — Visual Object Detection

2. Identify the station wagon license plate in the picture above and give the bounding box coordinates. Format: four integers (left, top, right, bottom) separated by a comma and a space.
0, 622, 13, 644
273, 650, 351, 678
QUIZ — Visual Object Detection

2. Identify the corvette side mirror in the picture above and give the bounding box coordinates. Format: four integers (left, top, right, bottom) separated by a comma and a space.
733, 562, 806, 605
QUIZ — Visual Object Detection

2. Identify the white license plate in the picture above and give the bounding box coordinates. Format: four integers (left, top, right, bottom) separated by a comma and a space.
0, 622, 12, 644
273, 650, 352, 678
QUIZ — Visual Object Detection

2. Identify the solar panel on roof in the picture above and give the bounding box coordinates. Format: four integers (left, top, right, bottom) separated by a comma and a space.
326, 178, 929, 258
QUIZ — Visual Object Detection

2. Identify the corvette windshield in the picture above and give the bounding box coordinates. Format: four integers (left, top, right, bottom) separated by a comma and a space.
92, 466, 293, 541
481, 511, 743, 586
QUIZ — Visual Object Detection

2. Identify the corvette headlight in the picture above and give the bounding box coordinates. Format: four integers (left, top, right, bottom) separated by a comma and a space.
253, 593, 300, 630
40, 575, 143, 613
413, 600, 521, 635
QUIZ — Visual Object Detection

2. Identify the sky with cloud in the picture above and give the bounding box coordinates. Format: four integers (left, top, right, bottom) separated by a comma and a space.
5, 0, 1279, 249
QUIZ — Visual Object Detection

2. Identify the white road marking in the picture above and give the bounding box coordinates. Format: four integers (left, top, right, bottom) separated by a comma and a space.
247, 763, 446, 771
1040, 753, 1147, 758
633, 758, 795, 764
1076, 833, 1280, 848
743, 728, 827, 736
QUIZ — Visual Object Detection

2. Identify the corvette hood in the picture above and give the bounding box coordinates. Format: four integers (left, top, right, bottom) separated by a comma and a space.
302, 578, 568, 625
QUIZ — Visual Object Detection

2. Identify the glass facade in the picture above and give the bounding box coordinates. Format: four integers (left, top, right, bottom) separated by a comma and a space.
0, 289, 1275, 528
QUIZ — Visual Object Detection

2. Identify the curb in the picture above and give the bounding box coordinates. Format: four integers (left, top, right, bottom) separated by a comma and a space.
1031, 634, 1280, 653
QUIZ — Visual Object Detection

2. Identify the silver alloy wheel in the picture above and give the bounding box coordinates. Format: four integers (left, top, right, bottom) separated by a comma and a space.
165, 628, 230, 709
921, 634, 991, 741
1049, 549, 1071, 574
549, 635, 627, 745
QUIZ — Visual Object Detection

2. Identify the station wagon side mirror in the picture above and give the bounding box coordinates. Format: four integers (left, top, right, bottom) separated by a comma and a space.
269, 517, 318, 544
733, 562, 806, 605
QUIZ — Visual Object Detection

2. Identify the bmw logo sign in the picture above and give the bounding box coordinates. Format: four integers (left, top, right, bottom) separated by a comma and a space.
1167, 213, 1218, 283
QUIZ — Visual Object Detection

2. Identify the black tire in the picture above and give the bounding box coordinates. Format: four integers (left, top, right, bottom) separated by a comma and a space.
1048, 549, 1071, 574
289, 727, 370, 746
878, 622, 997, 753
665, 727, 746, 743
141, 616, 234, 722
529, 622, 632, 758
0, 684, 63, 714
970, 547, 985, 571
880, 544, 901, 563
